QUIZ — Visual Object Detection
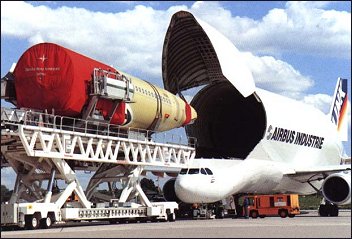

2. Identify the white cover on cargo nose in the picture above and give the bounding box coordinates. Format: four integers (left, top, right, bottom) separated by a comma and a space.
162, 11, 255, 98
195, 17, 255, 97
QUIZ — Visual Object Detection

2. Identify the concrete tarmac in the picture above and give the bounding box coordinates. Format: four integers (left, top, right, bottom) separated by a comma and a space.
1, 210, 351, 238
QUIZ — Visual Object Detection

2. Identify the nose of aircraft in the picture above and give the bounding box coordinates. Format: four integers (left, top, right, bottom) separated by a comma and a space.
175, 176, 196, 203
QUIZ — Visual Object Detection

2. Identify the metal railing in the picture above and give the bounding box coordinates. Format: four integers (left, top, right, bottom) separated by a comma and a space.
1, 107, 197, 148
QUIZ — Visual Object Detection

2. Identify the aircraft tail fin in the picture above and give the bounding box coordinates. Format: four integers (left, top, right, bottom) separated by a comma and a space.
329, 78, 349, 141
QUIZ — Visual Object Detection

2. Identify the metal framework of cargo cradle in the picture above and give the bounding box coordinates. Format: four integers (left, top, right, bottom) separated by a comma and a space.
1, 107, 196, 227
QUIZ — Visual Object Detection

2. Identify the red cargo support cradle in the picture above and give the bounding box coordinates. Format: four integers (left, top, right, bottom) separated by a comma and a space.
96, 99, 126, 125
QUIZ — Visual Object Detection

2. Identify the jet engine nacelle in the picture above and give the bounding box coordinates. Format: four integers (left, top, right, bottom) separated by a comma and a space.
162, 178, 180, 203
322, 171, 351, 205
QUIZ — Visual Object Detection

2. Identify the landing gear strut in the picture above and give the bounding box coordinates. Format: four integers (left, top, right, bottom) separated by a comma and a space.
318, 200, 339, 217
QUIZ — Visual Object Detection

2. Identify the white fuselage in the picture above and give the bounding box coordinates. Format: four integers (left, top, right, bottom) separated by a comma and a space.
251, 88, 342, 167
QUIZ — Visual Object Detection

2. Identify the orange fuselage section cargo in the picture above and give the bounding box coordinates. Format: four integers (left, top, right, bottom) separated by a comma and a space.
243, 194, 300, 218
13, 42, 197, 132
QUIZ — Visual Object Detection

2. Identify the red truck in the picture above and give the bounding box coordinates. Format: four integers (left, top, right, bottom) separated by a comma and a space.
242, 194, 300, 218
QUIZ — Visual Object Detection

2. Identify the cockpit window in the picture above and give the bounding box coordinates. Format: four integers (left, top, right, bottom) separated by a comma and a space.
188, 168, 199, 174
201, 168, 207, 175
205, 168, 213, 175
179, 168, 188, 175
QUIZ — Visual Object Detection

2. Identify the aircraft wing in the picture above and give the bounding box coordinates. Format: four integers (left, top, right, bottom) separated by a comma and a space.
284, 164, 351, 183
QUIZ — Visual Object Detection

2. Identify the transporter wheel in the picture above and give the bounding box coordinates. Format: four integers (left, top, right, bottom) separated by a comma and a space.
109, 219, 118, 224
138, 218, 148, 223
118, 219, 127, 224
129, 218, 137, 224
167, 212, 176, 222
25, 213, 41, 230
40, 216, 52, 229
250, 210, 258, 219
288, 214, 295, 218
279, 209, 288, 218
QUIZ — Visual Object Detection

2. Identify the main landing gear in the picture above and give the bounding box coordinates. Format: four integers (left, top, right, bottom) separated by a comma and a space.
318, 200, 339, 217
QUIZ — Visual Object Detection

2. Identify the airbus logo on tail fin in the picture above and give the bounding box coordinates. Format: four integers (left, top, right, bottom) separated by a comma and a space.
331, 78, 347, 126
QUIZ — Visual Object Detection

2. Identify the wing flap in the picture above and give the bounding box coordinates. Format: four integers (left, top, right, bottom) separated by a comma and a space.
284, 164, 351, 183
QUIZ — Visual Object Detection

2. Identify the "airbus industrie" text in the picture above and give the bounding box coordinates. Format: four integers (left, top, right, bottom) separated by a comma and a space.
266, 125, 324, 149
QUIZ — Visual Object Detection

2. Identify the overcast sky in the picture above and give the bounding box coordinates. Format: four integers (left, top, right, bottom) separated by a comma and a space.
1, 1, 351, 188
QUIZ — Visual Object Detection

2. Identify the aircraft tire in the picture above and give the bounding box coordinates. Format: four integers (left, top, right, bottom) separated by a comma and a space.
318, 205, 329, 217
329, 204, 339, 217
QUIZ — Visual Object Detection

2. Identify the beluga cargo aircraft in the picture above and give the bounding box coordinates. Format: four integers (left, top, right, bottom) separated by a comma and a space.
161, 11, 350, 218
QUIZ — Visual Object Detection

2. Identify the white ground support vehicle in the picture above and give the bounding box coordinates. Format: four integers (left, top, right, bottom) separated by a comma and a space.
1, 107, 195, 229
